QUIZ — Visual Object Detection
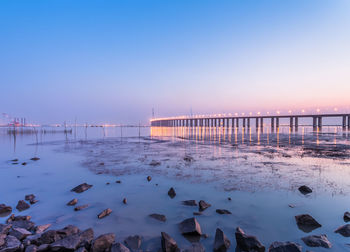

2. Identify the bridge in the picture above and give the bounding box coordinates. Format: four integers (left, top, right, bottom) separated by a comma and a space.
150, 113, 350, 130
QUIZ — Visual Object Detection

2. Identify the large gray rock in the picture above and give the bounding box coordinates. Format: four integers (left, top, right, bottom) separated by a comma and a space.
71, 183, 93, 193
0, 224, 12, 235
214, 228, 230, 252
301, 234, 331, 248
295, 214, 321, 233
161, 232, 177, 252
0, 235, 22, 252
268, 241, 302, 252
111, 243, 130, 252
25, 245, 37, 252
0, 235, 6, 247
179, 218, 202, 236
235, 227, 265, 252
6, 215, 31, 223
91, 233, 115, 252
0, 205, 12, 217
335, 224, 350, 237
16, 201, 30, 212
198, 200, 211, 212
124, 235, 141, 250
50, 228, 94, 251
10, 220, 35, 231
9, 228, 32, 241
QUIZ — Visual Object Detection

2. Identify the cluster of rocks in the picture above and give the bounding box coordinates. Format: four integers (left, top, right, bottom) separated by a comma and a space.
10, 157, 40, 166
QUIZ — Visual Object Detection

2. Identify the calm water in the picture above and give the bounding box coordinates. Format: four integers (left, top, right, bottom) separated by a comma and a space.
1, 125, 350, 251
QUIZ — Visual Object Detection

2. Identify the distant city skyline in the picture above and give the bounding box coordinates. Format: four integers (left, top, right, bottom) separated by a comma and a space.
1, 0, 349, 124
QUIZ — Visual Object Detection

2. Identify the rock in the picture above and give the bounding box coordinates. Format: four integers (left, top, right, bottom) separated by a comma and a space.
183, 156, 194, 162
67, 199, 78, 206
106, 183, 110, 185
123, 198, 127, 204
335, 224, 350, 237
149, 214, 166, 222
30, 157, 40, 161
111, 243, 130, 252
179, 218, 202, 236
227, 197, 232, 201
0, 234, 6, 247
0, 204, 12, 217
193, 212, 202, 216
11, 159, 18, 162
50, 228, 94, 251
214, 228, 230, 252
9, 220, 34, 231
116, 181, 121, 184
16, 200, 30, 211
298, 185, 312, 195
25, 195, 35, 201
22, 162, 27, 166
37, 244, 49, 252
6, 215, 31, 223
57, 225, 80, 237
235, 227, 265, 252
161, 232, 178, 252
147, 176, 152, 182
301, 234, 331, 248
295, 214, 321, 233
268, 241, 302, 252
74, 205, 89, 211
182, 200, 197, 206
198, 200, 211, 212
37, 230, 61, 245
168, 188, 176, 199
0, 235, 21, 252
183, 242, 204, 252
216, 209, 232, 215
71, 183, 93, 193
29, 200, 38, 205
124, 235, 141, 250
0, 224, 12, 235
91, 233, 115, 252
97, 209, 112, 219
288, 204, 295, 208
9, 228, 32, 240
344, 212, 350, 222
75, 247, 88, 252
35, 224, 51, 234
25, 245, 38, 252
149, 160, 161, 166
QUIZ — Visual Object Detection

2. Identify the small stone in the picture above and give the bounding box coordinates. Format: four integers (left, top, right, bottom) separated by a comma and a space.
335, 224, 350, 237
147, 176, 152, 182
91, 233, 115, 252
67, 199, 78, 206
301, 234, 331, 248
268, 241, 302, 252
35, 224, 51, 234
106, 182, 110, 185
122, 198, 127, 204
16, 200, 30, 211
0, 204, 12, 217
6, 215, 31, 223
116, 180, 121, 184
22, 162, 27, 165
98, 208, 112, 219
179, 218, 202, 236
11, 159, 18, 162
9, 227, 32, 240
216, 209, 232, 215
124, 235, 141, 250
71, 183, 93, 193
149, 160, 161, 166
198, 200, 211, 212
149, 214, 166, 222
30, 157, 40, 161
182, 200, 197, 206
184, 155, 194, 162
227, 197, 232, 201
298, 185, 312, 195
168, 188, 176, 198
74, 204, 89, 211
111, 242, 130, 252
344, 212, 350, 222
295, 214, 322, 233
288, 204, 295, 208
193, 212, 202, 216
161, 232, 178, 252
214, 228, 230, 252
235, 227, 265, 252
29, 199, 38, 205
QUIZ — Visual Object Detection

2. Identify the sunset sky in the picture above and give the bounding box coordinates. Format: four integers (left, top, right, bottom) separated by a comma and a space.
1, 0, 349, 124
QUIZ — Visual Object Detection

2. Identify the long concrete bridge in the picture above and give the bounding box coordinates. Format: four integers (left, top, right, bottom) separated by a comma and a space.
150, 113, 350, 130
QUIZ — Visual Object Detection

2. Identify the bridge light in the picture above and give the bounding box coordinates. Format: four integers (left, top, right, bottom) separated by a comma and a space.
301, 109, 305, 113
288, 110, 292, 114
334, 107, 338, 112
257, 112, 261, 115
316, 108, 320, 113
276, 111, 280, 115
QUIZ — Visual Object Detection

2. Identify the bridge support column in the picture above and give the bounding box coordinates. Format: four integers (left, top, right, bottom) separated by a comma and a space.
295, 117, 298, 130
222, 118, 225, 127
231, 118, 235, 128
318, 117, 322, 128
313, 117, 317, 129
247, 118, 250, 128
271, 117, 274, 130
256, 118, 259, 128
276, 118, 279, 128
260, 118, 263, 128
348, 116, 350, 130
236, 118, 239, 128
343, 116, 346, 129
290, 117, 294, 129
243, 118, 246, 128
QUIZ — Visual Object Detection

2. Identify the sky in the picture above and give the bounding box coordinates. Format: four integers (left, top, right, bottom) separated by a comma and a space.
1, 0, 350, 125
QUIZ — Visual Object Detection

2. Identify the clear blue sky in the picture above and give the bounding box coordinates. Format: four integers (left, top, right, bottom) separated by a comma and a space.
1, 0, 349, 124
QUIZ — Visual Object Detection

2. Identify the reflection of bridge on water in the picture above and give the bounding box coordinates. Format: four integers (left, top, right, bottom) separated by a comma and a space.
151, 113, 350, 131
